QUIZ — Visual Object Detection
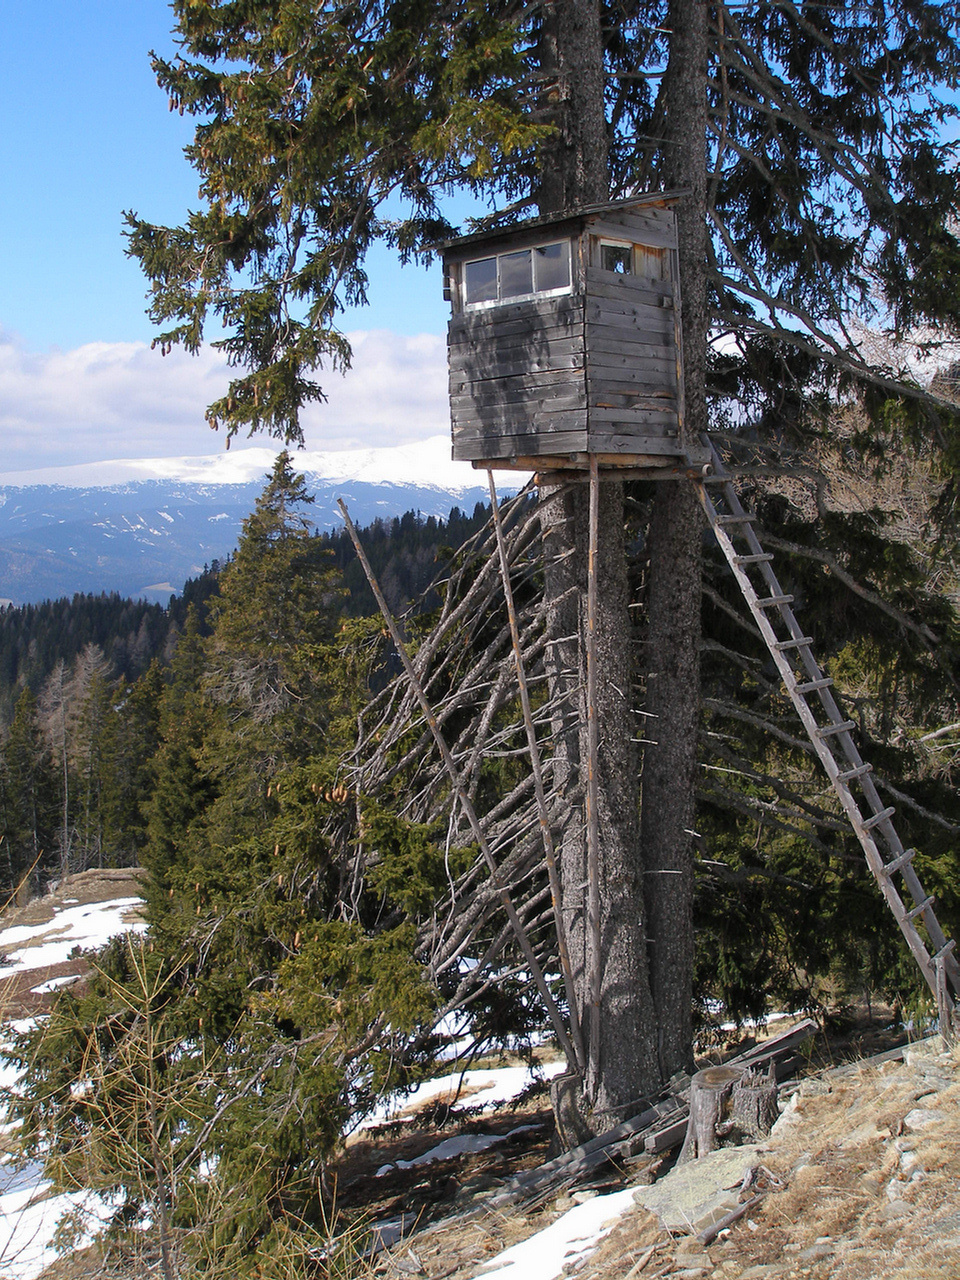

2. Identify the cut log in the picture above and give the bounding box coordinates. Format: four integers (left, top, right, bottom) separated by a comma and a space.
678, 1061, 780, 1162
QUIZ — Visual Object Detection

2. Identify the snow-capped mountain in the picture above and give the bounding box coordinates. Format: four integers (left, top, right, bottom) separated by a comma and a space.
0, 438, 527, 606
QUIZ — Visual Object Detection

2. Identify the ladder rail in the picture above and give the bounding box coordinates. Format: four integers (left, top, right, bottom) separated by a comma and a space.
697, 445, 960, 1024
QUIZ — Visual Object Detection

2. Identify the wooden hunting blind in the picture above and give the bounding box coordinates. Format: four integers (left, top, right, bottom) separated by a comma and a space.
443, 192, 709, 472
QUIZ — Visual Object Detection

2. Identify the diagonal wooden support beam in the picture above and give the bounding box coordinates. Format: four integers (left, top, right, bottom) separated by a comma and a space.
337, 498, 580, 1069
488, 472, 586, 1075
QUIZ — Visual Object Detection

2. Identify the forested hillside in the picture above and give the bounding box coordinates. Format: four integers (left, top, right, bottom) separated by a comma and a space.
3, 441, 958, 1276
0, 493, 493, 898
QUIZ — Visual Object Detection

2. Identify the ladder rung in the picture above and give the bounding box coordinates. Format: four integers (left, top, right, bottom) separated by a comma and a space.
861, 805, 896, 832
715, 513, 759, 526
733, 553, 774, 565
880, 848, 916, 878
774, 636, 813, 651
906, 895, 935, 922
795, 677, 834, 695
837, 761, 872, 783
816, 719, 856, 739
756, 594, 795, 609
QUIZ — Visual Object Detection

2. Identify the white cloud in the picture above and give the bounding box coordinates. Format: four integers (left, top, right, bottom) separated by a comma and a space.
0, 326, 449, 471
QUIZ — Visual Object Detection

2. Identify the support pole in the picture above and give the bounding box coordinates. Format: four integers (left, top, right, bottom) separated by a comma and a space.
487, 472, 586, 1075
337, 498, 579, 1069
585, 454, 602, 1100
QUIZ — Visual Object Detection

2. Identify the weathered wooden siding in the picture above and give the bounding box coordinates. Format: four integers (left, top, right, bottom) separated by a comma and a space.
583, 263, 682, 450
449, 293, 588, 461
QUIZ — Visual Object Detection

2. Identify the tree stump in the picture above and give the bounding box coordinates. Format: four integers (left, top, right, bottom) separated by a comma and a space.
726, 1064, 780, 1142
677, 1062, 779, 1163
677, 1065, 744, 1163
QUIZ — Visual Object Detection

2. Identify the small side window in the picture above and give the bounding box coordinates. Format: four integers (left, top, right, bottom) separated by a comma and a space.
601, 242, 633, 274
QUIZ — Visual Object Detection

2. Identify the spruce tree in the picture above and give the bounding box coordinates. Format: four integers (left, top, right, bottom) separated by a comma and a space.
124, 0, 960, 1120
13, 461, 442, 1268
101, 662, 165, 865
2, 689, 57, 896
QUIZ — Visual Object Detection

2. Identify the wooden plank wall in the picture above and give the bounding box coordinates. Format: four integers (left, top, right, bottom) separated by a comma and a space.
449, 293, 589, 461
583, 205, 681, 456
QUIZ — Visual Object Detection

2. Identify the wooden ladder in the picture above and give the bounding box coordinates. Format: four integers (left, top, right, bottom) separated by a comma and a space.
696, 444, 960, 1036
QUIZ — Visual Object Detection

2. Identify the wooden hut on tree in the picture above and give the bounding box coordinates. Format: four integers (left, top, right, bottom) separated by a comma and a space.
443, 194, 710, 474
437, 192, 960, 1097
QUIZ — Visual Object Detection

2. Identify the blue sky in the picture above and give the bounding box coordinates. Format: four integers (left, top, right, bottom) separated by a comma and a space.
0, 1, 450, 473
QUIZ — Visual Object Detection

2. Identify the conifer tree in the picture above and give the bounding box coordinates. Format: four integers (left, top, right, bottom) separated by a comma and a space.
125, 0, 960, 1120
1, 689, 56, 896
143, 607, 218, 933
39, 660, 72, 875
14, 462, 441, 1269
101, 662, 165, 864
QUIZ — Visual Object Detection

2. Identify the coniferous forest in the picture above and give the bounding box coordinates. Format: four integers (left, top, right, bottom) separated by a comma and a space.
4, 442, 960, 1274
7, 0, 960, 1269
0, 492, 492, 897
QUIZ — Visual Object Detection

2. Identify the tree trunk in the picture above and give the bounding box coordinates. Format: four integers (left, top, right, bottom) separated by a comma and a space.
639, 0, 709, 1083
538, 0, 664, 1133
539, 0, 711, 1131
640, 482, 702, 1082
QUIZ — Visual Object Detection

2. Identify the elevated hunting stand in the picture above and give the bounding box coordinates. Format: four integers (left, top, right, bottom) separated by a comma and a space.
441, 193, 960, 1043
443, 193, 709, 473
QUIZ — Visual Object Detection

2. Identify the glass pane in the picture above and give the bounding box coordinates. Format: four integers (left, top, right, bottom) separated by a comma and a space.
499, 249, 533, 298
601, 243, 633, 274
534, 241, 571, 292
464, 257, 498, 305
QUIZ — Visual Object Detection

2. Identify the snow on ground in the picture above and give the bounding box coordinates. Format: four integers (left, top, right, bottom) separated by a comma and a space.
469, 1186, 638, 1280
0, 1161, 112, 1280
0, 898, 147, 983
0, 893, 148, 1280
375, 1124, 543, 1176
360, 1060, 568, 1129
0, 889, 627, 1280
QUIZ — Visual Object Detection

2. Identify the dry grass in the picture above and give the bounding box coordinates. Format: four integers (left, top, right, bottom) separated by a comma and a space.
25, 1021, 960, 1280
395, 1036, 960, 1280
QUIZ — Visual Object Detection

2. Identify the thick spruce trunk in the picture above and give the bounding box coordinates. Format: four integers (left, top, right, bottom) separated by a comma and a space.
539, 0, 662, 1131
640, 482, 702, 1081
639, 0, 709, 1082
543, 480, 662, 1127
538, 0, 709, 1131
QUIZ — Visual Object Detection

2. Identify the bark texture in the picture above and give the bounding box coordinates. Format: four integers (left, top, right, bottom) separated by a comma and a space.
640, 480, 702, 1081
537, 0, 608, 214
542, 480, 661, 1126
539, 0, 709, 1128
638, 0, 709, 1082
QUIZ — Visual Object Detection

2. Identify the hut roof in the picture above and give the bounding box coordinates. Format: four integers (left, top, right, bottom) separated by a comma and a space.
440, 190, 688, 260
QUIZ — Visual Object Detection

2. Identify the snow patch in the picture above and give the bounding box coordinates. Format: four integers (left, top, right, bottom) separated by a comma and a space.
0, 890, 149, 1278
360, 1061, 567, 1130
375, 1124, 542, 1176
0, 899, 146, 974
470, 1187, 637, 1280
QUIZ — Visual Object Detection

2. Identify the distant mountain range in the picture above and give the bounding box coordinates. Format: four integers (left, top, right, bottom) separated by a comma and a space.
0, 438, 526, 606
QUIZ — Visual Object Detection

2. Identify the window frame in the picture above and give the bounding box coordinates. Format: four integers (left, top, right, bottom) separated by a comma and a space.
460, 239, 574, 311
598, 238, 636, 276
